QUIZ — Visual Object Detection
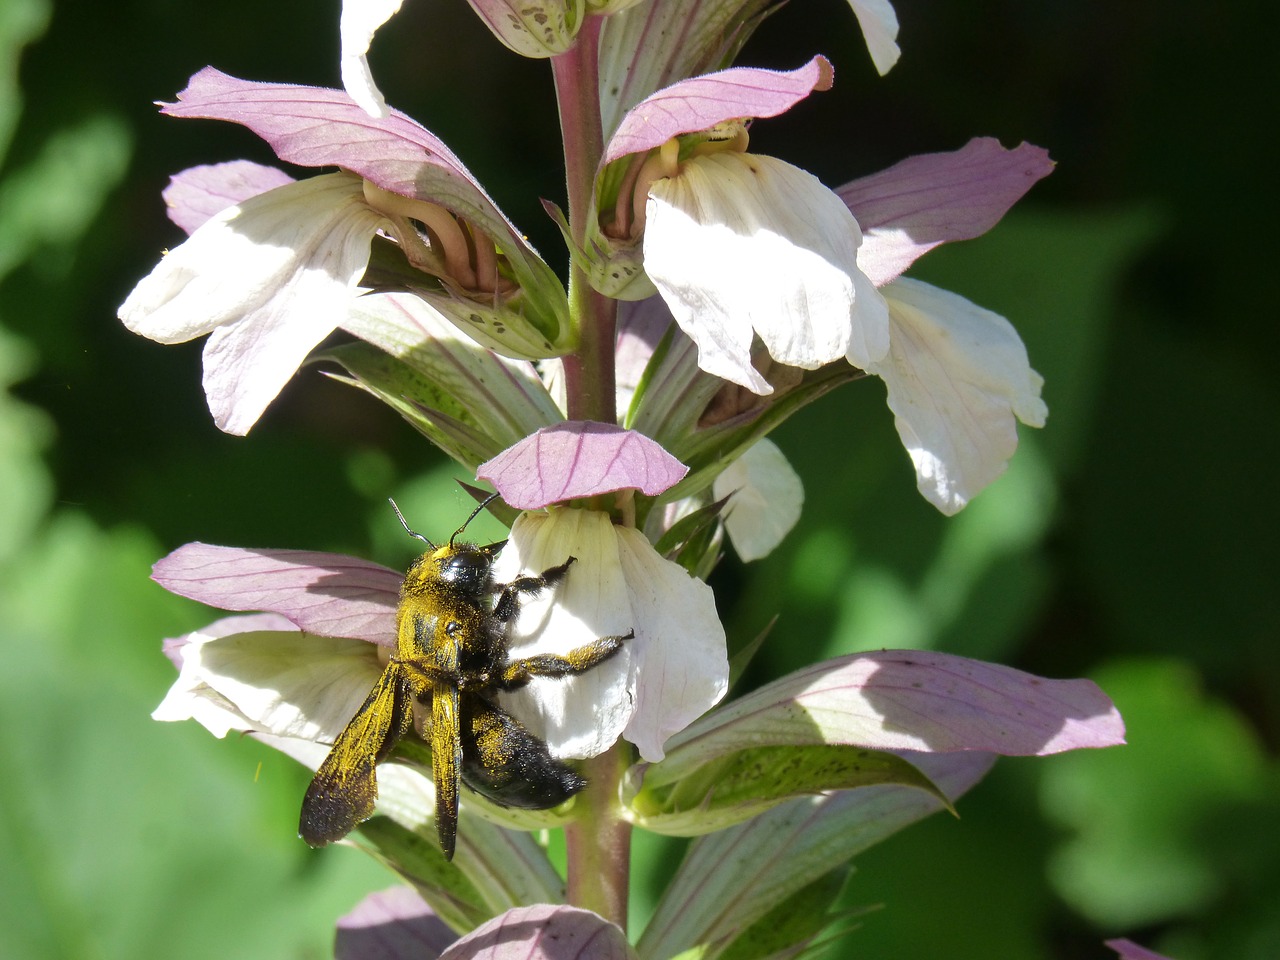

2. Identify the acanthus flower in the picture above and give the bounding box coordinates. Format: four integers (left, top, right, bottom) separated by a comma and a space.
594, 57, 890, 395
119, 67, 573, 434
593, 64, 1054, 516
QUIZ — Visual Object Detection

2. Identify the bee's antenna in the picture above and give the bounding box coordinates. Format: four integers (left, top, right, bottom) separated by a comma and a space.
450, 492, 501, 547
389, 498, 436, 549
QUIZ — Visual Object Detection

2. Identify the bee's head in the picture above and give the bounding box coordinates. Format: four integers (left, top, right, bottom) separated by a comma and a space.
391, 494, 504, 597
431, 542, 495, 595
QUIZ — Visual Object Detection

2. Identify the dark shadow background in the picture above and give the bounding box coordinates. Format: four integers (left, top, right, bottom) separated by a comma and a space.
2, 1, 1276, 958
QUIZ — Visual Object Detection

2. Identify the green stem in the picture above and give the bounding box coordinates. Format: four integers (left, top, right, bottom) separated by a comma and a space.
564, 744, 631, 929
552, 15, 617, 424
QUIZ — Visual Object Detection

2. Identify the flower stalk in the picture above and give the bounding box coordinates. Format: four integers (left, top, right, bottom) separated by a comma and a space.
553, 14, 618, 424
564, 745, 632, 928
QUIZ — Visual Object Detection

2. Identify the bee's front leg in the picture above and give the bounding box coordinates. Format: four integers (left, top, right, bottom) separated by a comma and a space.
491, 556, 576, 623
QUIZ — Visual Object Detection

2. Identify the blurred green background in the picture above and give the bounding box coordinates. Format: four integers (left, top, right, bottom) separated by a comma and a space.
2, 0, 1276, 958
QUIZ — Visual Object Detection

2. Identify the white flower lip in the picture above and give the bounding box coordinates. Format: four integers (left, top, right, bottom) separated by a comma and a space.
645, 152, 890, 395
153, 622, 385, 746
118, 173, 385, 435
339, 0, 404, 118
713, 438, 805, 563
492, 509, 728, 764
870, 277, 1048, 514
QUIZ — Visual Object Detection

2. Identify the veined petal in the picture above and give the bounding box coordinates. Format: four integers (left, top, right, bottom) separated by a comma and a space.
868, 277, 1048, 515
1105, 940, 1176, 960
340, 0, 404, 118
846, 0, 901, 75
335, 887, 457, 960
840, 138, 1054, 286
645, 152, 889, 393
659, 648, 1124, 771
440, 905, 631, 960
120, 172, 384, 434
151, 542, 401, 643
492, 509, 727, 763
597, 0, 779, 138
163, 160, 295, 235
712, 438, 804, 562
478, 421, 687, 509
604, 57, 833, 164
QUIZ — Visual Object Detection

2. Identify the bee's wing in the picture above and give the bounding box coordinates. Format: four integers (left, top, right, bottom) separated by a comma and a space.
299, 662, 412, 846
432, 681, 462, 860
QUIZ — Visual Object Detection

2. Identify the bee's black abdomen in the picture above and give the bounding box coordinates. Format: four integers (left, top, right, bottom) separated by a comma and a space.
461, 698, 587, 809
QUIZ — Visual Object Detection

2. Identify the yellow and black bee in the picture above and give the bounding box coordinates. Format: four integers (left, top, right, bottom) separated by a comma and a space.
299, 496, 631, 859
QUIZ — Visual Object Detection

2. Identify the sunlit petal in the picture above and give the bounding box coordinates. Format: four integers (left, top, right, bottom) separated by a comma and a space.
153, 625, 383, 743
646, 152, 888, 394
869, 278, 1047, 514
119, 173, 384, 434
713, 438, 804, 562
340, 0, 405, 117
492, 509, 727, 763
478, 422, 687, 509
845, 0, 901, 75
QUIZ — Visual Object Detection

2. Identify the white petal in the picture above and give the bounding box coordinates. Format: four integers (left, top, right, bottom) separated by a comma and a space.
868, 277, 1047, 515
846, 0, 901, 75
120, 173, 384, 435
340, 0, 404, 118
713, 439, 805, 562
645, 153, 888, 394
492, 509, 728, 763
615, 525, 727, 762
492, 510, 637, 759
153, 627, 384, 743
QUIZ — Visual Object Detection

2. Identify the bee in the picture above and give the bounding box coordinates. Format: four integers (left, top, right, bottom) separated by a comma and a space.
299, 496, 631, 860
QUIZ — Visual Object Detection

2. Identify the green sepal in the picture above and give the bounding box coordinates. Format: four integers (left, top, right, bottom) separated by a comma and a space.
315, 290, 561, 466
726, 615, 775, 691
714, 867, 849, 960
627, 744, 950, 836
582, 226, 656, 301
320, 346, 500, 470
353, 809, 566, 936
353, 817, 492, 933
637, 755, 993, 960
651, 492, 729, 578
622, 319, 676, 430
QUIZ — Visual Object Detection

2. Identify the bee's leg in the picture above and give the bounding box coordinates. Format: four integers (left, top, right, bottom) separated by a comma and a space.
491, 556, 577, 623
497, 630, 633, 690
